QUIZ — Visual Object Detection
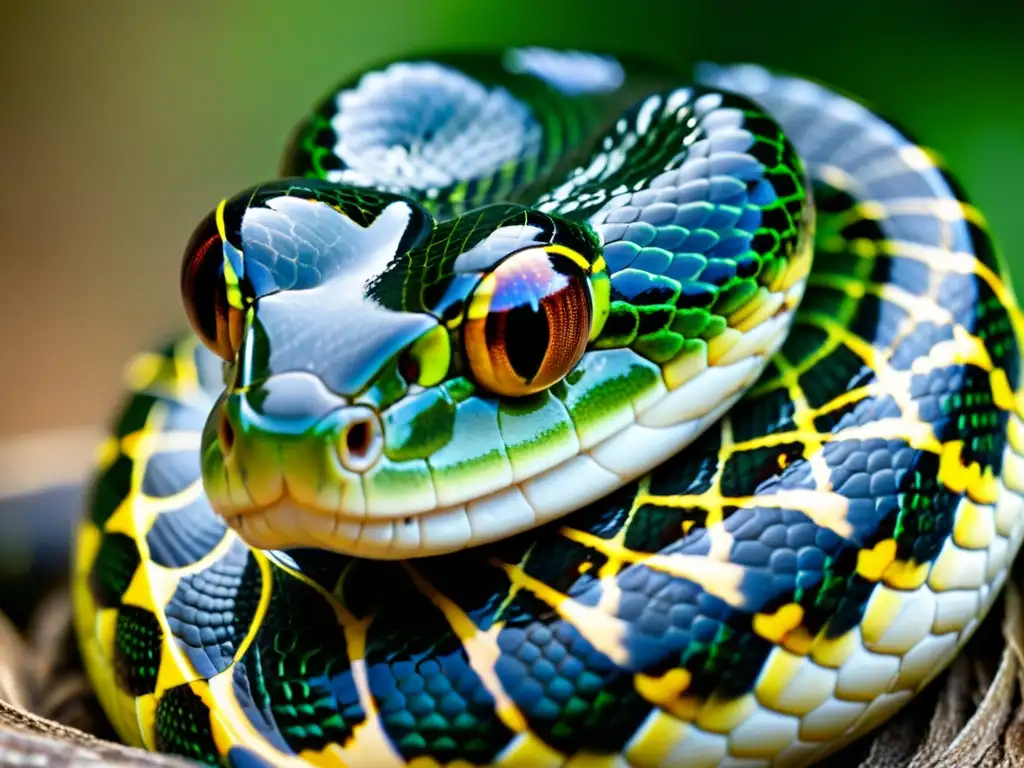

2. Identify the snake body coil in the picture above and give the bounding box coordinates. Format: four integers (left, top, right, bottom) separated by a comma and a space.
73, 50, 1024, 768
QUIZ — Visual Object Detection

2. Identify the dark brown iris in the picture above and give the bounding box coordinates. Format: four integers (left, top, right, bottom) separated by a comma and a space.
465, 246, 593, 397
181, 208, 238, 361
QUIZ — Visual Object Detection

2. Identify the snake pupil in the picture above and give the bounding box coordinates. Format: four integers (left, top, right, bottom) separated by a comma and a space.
497, 303, 550, 383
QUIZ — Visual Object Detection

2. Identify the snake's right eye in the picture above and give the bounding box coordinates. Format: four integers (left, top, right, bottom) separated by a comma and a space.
181, 209, 238, 361
464, 246, 595, 397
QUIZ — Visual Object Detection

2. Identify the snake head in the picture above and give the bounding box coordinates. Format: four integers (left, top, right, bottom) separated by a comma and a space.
182, 178, 612, 557
181, 66, 817, 562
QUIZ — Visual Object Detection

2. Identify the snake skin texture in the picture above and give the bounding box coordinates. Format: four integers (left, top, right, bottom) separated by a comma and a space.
72, 51, 1024, 768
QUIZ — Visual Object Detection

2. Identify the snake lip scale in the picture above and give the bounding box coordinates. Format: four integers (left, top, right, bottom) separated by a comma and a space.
73, 48, 1024, 768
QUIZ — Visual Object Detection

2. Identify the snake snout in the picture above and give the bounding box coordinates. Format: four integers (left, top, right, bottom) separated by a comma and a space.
220, 373, 383, 468
211, 372, 385, 515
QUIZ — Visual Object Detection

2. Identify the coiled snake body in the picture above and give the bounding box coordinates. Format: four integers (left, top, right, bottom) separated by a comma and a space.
72, 50, 1024, 767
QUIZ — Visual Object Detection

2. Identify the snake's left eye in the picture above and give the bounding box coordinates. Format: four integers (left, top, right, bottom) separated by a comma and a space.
181, 209, 240, 361
464, 246, 594, 397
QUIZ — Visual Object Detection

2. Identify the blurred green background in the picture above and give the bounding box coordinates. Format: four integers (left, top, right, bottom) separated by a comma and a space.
0, 1, 1021, 440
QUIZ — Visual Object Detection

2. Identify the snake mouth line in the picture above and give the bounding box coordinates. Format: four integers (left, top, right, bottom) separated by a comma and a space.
219, 287, 801, 558
223, 361, 758, 559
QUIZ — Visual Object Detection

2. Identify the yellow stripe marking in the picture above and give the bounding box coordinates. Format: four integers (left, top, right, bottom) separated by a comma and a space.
804, 314, 918, 418
634, 668, 696, 720
338, 622, 406, 768
856, 196, 986, 224
695, 692, 757, 734
752, 229, 875, 397
545, 243, 594, 272
623, 712, 693, 768
884, 240, 1024, 357
202, 673, 311, 767
268, 559, 404, 768
630, 489, 852, 539
808, 274, 953, 325
594, 475, 649, 581
134, 694, 157, 752
497, 561, 631, 666
856, 539, 897, 581
637, 553, 747, 609
938, 441, 999, 504
916, 325, 994, 374
402, 564, 527, 734
992, 369, 1016, 411
883, 559, 931, 590
224, 549, 271, 663
558, 527, 748, 608
752, 603, 805, 644
810, 629, 861, 669
1008, 415, 1024, 454
755, 648, 835, 716
771, 352, 831, 488
494, 733, 565, 768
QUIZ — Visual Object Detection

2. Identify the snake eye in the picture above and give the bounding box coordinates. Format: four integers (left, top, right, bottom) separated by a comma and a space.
464, 246, 593, 397
181, 208, 240, 361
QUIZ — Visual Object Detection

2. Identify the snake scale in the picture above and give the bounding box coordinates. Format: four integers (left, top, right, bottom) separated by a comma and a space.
72, 49, 1024, 768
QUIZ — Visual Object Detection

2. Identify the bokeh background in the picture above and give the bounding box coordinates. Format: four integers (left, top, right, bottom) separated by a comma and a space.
0, 1, 1021, 453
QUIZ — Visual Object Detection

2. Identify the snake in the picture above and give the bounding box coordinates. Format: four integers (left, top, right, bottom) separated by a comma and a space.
70, 49, 1024, 768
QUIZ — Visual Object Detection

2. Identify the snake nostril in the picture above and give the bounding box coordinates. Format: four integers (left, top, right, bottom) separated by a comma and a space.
346, 420, 371, 458
218, 411, 235, 454
336, 411, 382, 472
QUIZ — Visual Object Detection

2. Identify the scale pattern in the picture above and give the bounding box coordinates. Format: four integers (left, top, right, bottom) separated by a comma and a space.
73, 54, 1024, 768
